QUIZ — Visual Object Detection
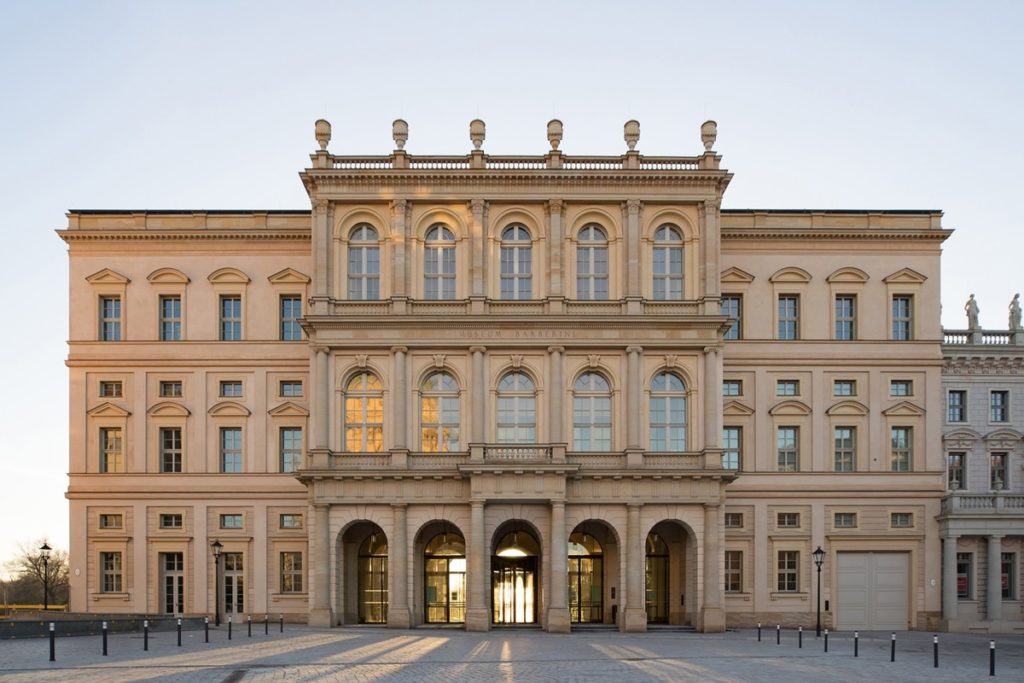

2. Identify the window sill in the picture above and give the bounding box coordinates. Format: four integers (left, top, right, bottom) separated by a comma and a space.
770, 591, 808, 601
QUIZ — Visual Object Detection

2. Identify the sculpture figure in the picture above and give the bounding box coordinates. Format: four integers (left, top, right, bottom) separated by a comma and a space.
965, 294, 980, 330
1010, 293, 1022, 331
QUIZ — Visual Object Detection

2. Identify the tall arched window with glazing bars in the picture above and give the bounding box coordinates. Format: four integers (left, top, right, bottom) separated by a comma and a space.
649, 371, 687, 451
420, 371, 460, 452
500, 225, 532, 300
573, 372, 612, 451
576, 224, 609, 300
652, 224, 683, 300
496, 371, 536, 443
424, 224, 456, 300
344, 372, 384, 452
347, 224, 380, 300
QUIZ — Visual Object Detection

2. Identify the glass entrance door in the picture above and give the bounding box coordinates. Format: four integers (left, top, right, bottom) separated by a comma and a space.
223, 552, 244, 615
568, 532, 604, 623
645, 533, 669, 623
424, 533, 466, 623
160, 552, 184, 614
358, 532, 388, 623
492, 557, 537, 624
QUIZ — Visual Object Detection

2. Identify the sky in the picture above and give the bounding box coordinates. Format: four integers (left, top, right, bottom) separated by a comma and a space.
1, 0, 1022, 573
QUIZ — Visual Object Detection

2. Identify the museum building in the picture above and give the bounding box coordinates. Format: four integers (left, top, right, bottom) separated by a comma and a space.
62, 119, 955, 632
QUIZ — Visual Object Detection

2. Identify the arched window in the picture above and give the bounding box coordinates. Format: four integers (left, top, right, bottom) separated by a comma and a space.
424, 532, 466, 623
573, 372, 611, 451
568, 532, 604, 623
649, 372, 687, 451
500, 225, 532, 300
652, 224, 683, 300
344, 372, 384, 452
576, 224, 608, 300
496, 371, 536, 443
424, 224, 456, 300
421, 371, 460, 452
348, 224, 380, 300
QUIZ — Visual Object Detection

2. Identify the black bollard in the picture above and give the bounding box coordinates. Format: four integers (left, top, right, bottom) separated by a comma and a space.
280, 614, 284, 633
798, 626, 803, 648
102, 621, 108, 656
264, 614, 269, 635
49, 622, 55, 662
144, 620, 149, 651
776, 624, 781, 645
757, 622, 761, 642
177, 618, 182, 647
228, 615, 233, 640
248, 614, 252, 638
854, 631, 859, 657
824, 628, 828, 653
989, 640, 995, 676
933, 635, 938, 668
204, 616, 209, 643
890, 632, 895, 662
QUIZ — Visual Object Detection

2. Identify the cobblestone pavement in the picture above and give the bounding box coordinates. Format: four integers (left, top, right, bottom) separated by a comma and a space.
1, 625, 1022, 682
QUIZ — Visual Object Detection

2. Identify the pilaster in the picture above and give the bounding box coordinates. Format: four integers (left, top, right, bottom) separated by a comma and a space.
987, 535, 1003, 621
546, 200, 564, 297
700, 503, 725, 632
466, 500, 490, 631
308, 503, 334, 626
387, 504, 412, 627
390, 199, 409, 299
622, 503, 647, 631
942, 534, 958, 621
470, 198, 487, 297
547, 500, 571, 632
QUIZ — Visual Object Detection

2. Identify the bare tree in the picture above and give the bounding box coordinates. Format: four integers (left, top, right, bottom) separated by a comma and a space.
2, 540, 69, 606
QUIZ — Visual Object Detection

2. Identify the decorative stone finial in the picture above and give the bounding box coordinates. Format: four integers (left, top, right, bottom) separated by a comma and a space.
314, 119, 331, 151
469, 119, 486, 150
624, 120, 640, 151
547, 119, 563, 150
392, 119, 408, 150
701, 120, 718, 152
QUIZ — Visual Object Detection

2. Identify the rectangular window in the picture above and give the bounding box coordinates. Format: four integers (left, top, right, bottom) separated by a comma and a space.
777, 550, 799, 592
159, 513, 183, 529
220, 427, 243, 473
890, 426, 912, 471
99, 381, 123, 398
956, 552, 972, 599
220, 296, 242, 341
159, 295, 182, 341
724, 551, 743, 592
98, 513, 122, 529
834, 426, 856, 472
890, 379, 912, 397
991, 452, 1008, 490
722, 379, 742, 397
834, 295, 856, 340
778, 295, 800, 340
159, 380, 183, 398
776, 427, 799, 472
99, 427, 124, 473
990, 390, 1009, 423
219, 381, 243, 398
833, 380, 856, 397
1002, 553, 1016, 600
280, 380, 303, 397
776, 380, 799, 397
159, 427, 182, 473
280, 514, 303, 529
280, 296, 302, 341
100, 551, 123, 592
722, 295, 742, 340
947, 390, 967, 423
776, 512, 800, 529
219, 513, 243, 529
99, 296, 122, 341
722, 427, 742, 470
280, 552, 304, 593
280, 427, 303, 473
834, 512, 857, 528
947, 452, 966, 490
892, 295, 913, 340
890, 512, 913, 529
724, 512, 744, 529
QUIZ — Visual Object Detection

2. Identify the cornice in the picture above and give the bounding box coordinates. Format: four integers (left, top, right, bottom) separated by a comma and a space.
722, 228, 952, 241
57, 230, 310, 243
943, 355, 1024, 375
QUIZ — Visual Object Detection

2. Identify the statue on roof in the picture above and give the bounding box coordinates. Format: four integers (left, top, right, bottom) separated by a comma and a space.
965, 294, 980, 330
1010, 293, 1021, 331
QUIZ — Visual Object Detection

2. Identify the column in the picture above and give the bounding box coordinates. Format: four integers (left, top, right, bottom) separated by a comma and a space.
703, 346, 723, 467
391, 346, 408, 453
699, 199, 722, 304
470, 199, 487, 298
546, 200, 564, 297
470, 347, 486, 457
942, 534, 958, 621
390, 199, 408, 300
315, 348, 329, 448
466, 500, 490, 631
547, 500, 570, 632
987, 535, 1003, 621
312, 198, 330, 314
701, 503, 725, 632
625, 200, 642, 302
623, 503, 647, 631
548, 346, 564, 444
626, 346, 643, 450
387, 504, 411, 627
308, 503, 334, 626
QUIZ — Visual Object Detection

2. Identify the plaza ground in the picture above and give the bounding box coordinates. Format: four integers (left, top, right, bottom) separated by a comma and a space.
1, 625, 1021, 682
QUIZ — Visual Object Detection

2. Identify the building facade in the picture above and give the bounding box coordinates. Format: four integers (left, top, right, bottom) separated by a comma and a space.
63, 119, 950, 632
940, 314, 1024, 633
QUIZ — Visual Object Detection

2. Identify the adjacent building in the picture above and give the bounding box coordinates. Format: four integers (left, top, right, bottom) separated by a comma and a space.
62, 119, 953, 632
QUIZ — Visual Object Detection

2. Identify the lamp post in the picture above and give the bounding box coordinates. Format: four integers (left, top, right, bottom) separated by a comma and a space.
812, 545, 825, 637
39, 543, 52, 612
211, 540, 223, 626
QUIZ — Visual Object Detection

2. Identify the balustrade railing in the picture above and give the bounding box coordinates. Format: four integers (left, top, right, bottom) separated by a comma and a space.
484, 445, 552, 461
320, 153, 709, 172
944, 329, 1022, 345
942, 492, 1024, 514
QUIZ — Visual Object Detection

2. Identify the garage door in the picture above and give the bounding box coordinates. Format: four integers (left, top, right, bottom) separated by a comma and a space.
836, 552, 908, 630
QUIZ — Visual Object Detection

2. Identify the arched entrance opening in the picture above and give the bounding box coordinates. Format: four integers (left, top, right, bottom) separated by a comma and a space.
423, 528, 466, 624
646, 520, 697, 626
568, 520, 618, 624
337, 521, 387, 625
491, 522, 541, 625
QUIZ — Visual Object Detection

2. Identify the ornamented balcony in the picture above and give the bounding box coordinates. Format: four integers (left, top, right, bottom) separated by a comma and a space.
940, 492, 1024, 516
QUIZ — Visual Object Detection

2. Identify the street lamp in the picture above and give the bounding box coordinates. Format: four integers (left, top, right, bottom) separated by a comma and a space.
38, 543, 52, 612
812, 545, 825, 637
211, 540, 223, 626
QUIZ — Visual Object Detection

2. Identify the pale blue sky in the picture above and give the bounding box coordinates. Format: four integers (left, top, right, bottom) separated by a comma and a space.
1, 1, 1022, 570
